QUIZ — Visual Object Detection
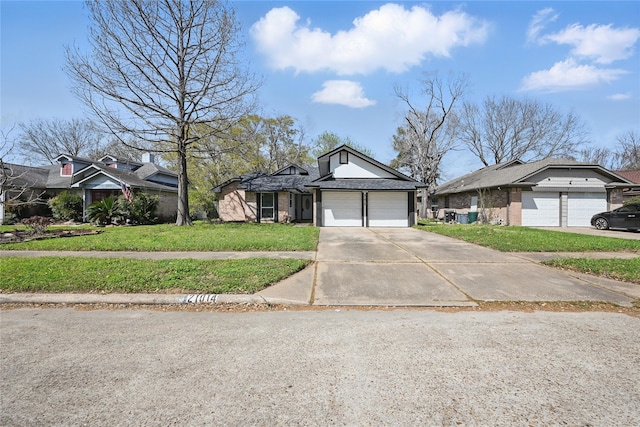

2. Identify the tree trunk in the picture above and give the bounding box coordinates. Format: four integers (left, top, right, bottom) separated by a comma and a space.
176, 141, 192, 226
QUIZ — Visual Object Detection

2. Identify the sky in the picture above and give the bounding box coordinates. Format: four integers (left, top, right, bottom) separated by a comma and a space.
1, 1, 639, 180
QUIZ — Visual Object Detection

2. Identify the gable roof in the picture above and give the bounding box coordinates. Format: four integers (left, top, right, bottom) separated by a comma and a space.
436, 158, 635, 195
316, 144, 415, 181
615, 170, 640, 184
70, 163, 177, 192
1, 163, 50, 189
212, 165, 320, 193
307, 144, 422, 190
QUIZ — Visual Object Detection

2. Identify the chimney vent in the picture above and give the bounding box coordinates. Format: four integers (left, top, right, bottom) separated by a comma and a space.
142, 152, 155, 164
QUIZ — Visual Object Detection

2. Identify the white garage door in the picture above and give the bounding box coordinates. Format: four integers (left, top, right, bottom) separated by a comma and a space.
522, 192, 560, 226
323, 191, 362, 227
568, 193, 607, 226
368, 192, 408, 227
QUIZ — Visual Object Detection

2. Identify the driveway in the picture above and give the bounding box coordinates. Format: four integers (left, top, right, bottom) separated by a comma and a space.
301, 227, 638, 307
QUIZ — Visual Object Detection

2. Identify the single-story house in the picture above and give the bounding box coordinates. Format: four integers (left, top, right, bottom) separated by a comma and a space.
214, 145, 424, 227
434, 158, 637, 227
1, 152, 178, 224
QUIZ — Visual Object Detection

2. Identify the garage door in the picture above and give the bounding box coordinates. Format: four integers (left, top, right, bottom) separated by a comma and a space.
323, 191, 362, 227
522, 192, 560, 226
568, 193, 607, 227
368, 192, 408, 227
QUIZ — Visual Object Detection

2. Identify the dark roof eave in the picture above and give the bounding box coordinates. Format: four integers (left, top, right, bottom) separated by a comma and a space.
435, 182, 534, 196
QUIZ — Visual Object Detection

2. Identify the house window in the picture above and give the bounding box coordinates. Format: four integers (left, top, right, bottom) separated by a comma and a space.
261, 193, 275, 219
339, 151, 348, 164
61, 163, 72, 176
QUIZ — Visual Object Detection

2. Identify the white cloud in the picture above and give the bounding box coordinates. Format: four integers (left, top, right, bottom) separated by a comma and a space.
250, 4, 489, 75
527, 8, 558, 43
311, 80, 376, 108
607, 93, 632, 101
542, 23, 640, 64
520, 59, 628, 92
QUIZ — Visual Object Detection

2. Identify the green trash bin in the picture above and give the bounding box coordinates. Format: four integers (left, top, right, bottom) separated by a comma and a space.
468, 211, 478, 223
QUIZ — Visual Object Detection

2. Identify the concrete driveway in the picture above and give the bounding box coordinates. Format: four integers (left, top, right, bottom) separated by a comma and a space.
300, 227, 638, 307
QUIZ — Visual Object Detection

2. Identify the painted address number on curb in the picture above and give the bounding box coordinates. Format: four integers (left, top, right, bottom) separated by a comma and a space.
181, 294, 218, 304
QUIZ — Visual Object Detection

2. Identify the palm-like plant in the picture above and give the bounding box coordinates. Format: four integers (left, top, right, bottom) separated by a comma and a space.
87, 196, 120, 225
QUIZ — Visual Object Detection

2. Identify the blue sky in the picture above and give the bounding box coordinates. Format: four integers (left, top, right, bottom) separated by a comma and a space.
2, 1, 639, 179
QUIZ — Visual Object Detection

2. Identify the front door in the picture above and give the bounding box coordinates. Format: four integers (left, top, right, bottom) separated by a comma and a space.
301, 194, 313, 221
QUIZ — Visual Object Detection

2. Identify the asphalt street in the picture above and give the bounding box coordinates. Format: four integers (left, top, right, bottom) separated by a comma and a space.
2, 308, 639, 426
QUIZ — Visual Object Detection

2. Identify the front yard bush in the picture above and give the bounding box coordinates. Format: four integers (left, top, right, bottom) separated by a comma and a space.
49, 191, 83, 221
117, 193, 159, 225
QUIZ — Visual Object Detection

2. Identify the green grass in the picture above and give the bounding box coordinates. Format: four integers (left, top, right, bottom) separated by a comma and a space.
416, 223, 640, 252
0, 257, 310, 294
1, 222, 319, 252
543, 258, 640, 284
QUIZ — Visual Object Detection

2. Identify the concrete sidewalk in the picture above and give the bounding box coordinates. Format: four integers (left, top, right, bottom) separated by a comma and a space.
2, 229, 639, 307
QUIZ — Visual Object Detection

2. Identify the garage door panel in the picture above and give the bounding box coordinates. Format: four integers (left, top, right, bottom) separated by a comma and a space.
368, 192, 408, 227
568, 193, 607, 227
522, 192, 560, 226
324, 192, 362, 227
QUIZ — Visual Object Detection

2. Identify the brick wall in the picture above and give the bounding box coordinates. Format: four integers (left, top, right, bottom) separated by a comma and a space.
218, 182, 250, 222
509, 188, 522, 226
609, 188, 624, 209
277, 192, 291, 223
154, 192, 178, 222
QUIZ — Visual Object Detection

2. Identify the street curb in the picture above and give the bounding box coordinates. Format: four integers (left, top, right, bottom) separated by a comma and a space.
0, 293, 309, 306
0, 293, 483, 307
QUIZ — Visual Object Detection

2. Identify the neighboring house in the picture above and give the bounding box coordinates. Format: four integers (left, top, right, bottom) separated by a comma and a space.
614, 170, 640, 200
434, 158, 636, 227
0, 152, 178, 224
214, 145, 424, 227
1, 162, 51, 224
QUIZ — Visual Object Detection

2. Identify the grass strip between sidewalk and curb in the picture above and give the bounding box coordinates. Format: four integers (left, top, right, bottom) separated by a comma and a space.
416, 223, 640, 252
0, 257, 310, 294
542, 257, 640, 285
1, 222, 319, 252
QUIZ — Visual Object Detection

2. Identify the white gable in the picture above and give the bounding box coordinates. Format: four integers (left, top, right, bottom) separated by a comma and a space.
530, 168, 609, 191
329, 151, 395, 179
75, 173, 120, 190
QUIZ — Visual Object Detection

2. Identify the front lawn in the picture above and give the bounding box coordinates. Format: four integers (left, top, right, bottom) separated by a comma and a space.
416, 223, 640, 252
1, 222, 319, 252
543, 258, 640, 285
0, 257, 310, 294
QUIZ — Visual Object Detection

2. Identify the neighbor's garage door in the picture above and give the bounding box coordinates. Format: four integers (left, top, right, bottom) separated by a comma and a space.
368, 192, 408, 227
522, 192, 560, 226
568, 192, 607, 226
323, 191, 362, 227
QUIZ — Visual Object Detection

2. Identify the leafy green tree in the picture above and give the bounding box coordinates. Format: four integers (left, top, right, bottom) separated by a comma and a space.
311, 131, 374, 158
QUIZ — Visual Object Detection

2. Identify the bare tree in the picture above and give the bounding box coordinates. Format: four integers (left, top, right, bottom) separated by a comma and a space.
459, 95, 589, 166
1, 127, 46, 224
65, 0, 259, 226
576, 146, 614, 168
612, 130, 640, 170
18, 118, 104, 165
392, 72, 468, 218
